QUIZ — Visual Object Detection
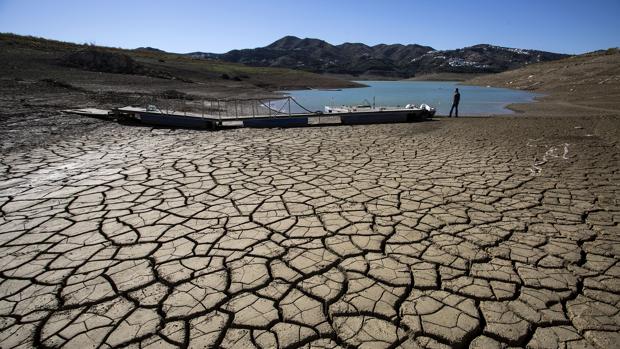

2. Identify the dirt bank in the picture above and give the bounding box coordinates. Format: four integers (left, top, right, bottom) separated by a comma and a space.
466, 49, 620, 118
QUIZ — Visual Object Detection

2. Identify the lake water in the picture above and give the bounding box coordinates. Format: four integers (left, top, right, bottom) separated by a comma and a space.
282, 81, 541, 116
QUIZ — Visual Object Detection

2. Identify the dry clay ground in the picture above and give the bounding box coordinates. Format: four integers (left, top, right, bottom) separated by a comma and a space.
0, 112, 619, 349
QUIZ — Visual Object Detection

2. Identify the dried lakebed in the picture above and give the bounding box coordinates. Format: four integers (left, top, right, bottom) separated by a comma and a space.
0, 116, 619, 348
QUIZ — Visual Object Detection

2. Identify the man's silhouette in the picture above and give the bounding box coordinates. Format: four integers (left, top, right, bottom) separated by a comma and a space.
449, 88, 460, 117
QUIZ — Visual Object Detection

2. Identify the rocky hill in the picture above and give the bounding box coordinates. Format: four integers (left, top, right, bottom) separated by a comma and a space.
191, 36, 569, 78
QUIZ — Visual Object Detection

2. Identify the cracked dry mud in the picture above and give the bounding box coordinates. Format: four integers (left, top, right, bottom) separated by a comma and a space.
0, 117, 619, 349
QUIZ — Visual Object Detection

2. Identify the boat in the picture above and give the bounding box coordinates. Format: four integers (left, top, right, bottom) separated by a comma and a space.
63, 108, 114, 119
69, 96, 437, 130
325, 104, 436, 119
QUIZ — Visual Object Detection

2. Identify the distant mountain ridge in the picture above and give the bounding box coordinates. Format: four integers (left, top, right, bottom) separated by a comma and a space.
187, 36, 569, 78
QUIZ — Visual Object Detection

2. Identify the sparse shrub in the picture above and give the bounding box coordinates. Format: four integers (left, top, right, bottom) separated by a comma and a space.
161, 89, 193, 100
40, 78, 80, 90
60, 49, 142, 74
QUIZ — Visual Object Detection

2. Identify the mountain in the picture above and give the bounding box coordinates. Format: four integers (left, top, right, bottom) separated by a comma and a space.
408, 44, 568, 75
134, 46, 167, 53
192, 36, 569, 78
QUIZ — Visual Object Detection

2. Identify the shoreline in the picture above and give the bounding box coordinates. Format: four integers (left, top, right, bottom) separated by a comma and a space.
501, 93, 547, 116
283, 79, 543, 117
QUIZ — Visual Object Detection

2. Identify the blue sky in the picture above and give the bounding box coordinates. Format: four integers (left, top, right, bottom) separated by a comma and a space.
0, 0, 618, 54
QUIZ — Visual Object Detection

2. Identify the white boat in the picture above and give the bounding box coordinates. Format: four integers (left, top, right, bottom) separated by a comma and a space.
324, 103, 435, 115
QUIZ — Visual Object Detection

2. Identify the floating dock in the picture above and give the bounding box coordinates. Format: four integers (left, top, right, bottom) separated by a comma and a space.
67, 97, 435, 130
114, 107, 434, 130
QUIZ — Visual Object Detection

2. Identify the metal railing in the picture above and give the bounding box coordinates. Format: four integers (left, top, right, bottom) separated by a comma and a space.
126, 93, 317, 121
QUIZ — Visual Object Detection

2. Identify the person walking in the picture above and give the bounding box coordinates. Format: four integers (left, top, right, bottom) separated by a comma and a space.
449, 88, 460, 117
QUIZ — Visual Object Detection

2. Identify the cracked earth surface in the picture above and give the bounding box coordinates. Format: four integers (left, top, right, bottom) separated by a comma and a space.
0, 117, 619, 348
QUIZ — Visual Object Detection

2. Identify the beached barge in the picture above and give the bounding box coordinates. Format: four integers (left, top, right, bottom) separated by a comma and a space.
114, 106, 433, 129
67, 97, 435, 130
113, 97, 434, 130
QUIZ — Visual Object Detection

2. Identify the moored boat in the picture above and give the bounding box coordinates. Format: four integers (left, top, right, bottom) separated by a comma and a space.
324, 103, 435, 116
77, 97, 437, 130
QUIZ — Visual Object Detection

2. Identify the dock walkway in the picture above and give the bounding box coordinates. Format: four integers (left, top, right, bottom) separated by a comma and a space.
114, 106, 433, 129
66, 97, 435, 130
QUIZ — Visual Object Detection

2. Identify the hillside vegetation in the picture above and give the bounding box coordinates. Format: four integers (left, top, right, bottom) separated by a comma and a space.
0, 33, 361, 99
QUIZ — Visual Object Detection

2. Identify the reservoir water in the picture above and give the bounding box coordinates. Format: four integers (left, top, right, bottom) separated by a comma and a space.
282, 81, 541, 116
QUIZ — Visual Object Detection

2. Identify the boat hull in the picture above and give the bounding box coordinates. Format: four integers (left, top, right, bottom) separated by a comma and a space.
117, 108, 433, 130
134, 112, 218, 129
241, 109, 433, 128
